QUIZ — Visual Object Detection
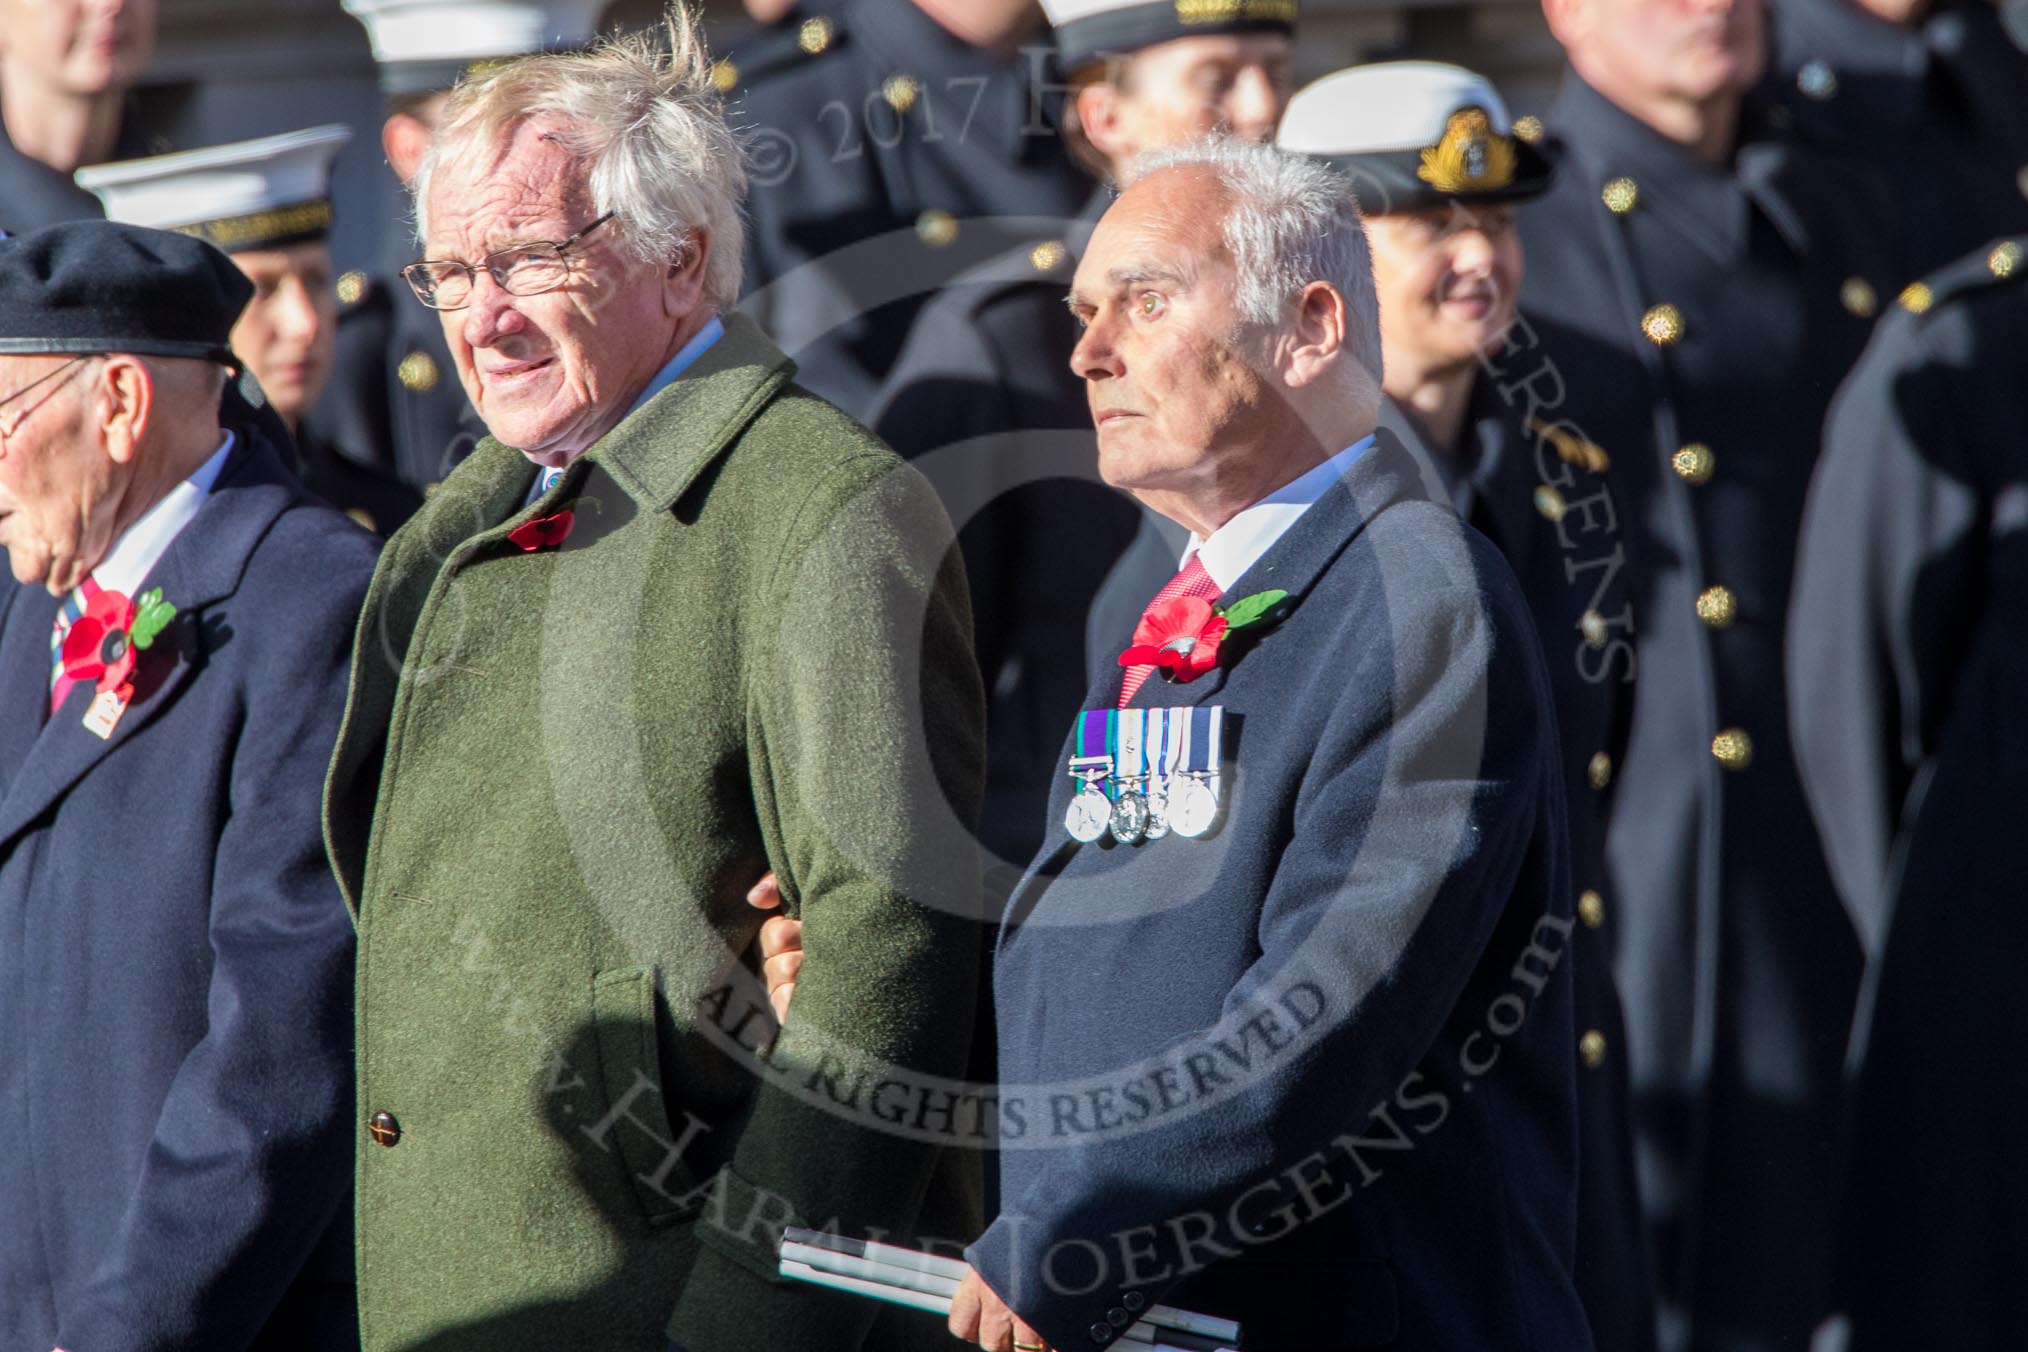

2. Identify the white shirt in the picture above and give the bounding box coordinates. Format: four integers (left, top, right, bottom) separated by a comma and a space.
92, 432, 234, 599
1182, 435, 1375, 591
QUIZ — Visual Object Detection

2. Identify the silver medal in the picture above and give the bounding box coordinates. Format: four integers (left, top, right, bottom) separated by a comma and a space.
1065, 785, 1112, 843
1109, 791, 1150, 845
1169, 777, 1219, 838
1144, 791, 1171, 840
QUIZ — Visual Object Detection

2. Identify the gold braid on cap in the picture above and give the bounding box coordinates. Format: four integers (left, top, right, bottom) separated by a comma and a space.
1176, 0, 1298, 24
1416, 107, 1517, 195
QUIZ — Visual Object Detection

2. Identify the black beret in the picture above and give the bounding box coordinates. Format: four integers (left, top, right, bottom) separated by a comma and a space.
0, 220, 252, 368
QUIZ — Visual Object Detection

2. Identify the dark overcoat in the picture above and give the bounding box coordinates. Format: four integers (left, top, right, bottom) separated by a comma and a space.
975, 434, 1594, 1352
0, 407, 374, 1350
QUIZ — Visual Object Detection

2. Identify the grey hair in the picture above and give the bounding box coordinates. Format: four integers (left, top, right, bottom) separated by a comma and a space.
412, 5, 747, 312
1125, 137, 1384, 401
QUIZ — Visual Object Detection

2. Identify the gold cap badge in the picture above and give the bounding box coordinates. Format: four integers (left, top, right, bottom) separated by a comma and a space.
1416, 107, 1518, 196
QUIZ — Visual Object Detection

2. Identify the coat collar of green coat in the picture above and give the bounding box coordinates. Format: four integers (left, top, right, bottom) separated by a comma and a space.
453, 310, 797, 517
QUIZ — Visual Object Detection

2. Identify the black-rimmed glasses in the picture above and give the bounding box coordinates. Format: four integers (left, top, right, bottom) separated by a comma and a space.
402, 211, 616, 311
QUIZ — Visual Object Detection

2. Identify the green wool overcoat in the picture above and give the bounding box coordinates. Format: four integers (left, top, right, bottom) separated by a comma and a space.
323, 314, 987, 1352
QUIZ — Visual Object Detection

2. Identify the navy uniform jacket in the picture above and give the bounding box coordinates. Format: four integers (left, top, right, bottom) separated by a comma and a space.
975, 434, 1593, 1352
723, 0, 1089, 418
866, 187, 1138, 870
306, 263, 484, 492
0, 398, 376, 1351
1788, 236, 2028, 1350
1517, 74, 1902, 1350
1383, 391, 1655, 1352
1762, 0, 2028, 274
0, 115, 153, 236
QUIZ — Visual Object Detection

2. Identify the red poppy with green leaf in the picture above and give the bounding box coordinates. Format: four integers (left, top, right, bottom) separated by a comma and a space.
60, 586, 177, 697
1117, 588, 1289, 683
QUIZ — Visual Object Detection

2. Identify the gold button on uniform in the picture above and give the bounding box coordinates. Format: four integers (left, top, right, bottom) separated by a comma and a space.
1840, 277, 1877, 317
397, 351, 439, 392
1641, 303, 1684, 345
1030, 240, 1067, 271
1712, 727, 1754, 771
798, 15, 832, 54
1579, 1030, 1608, 1069
1580, 609, 1609, 650
1673, 443, 1714, 484
1513, 115, 1544, 144
1601, 177, 1639, 214
1990, 241, 2023, 279
1696, 584, 1738, 629
915, 209, 957, 247
1898, 282, 1934, 315
1578, 890, 1605, 929
1796, 59, 1838, 100
1587, 751, 1613, 790
710, 59, 738, 92
1533, 484, 1567, 522
336, 269, 367, 306
882, 74, 919, 113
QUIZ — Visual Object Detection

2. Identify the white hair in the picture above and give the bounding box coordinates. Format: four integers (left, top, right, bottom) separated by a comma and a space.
1126, 137, 1384, 402
413, 6, 747, 312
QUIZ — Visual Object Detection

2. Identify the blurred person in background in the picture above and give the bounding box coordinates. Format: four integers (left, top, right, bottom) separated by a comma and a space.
313, 0, 607, 492
1516, 0, 1904, 1344
0, 0, 157, 232
721, 0, 1089, 419
81, 125, 420, 534
872, 0, 1295, 875
1275, 60, 1656, 1352
1760, 0, 2028, 271
1789, 231, 2028, 1351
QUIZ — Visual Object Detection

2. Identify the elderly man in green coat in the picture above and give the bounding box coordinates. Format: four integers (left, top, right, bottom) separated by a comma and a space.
320, 15, 986, 1352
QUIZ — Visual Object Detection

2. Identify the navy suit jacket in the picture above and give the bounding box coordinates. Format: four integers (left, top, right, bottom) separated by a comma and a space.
0, 408, 375, 1351
973, 435, 1593, 1352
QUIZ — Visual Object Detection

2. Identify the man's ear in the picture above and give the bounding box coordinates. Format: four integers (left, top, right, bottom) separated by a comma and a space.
662, 231, 710, 318
382, 112, 432, 186
1283, 281, 1348, 389
1077, 80, 1135, 171
95, 357, 155, 466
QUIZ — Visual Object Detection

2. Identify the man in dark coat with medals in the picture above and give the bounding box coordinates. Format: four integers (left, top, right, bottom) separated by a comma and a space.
81, 124, 421, 535
0, 221, 371, 1351
946, 137, 1592, 1352
0, 0, 157, 234
867, 0, 1294, 873
1788, 234, 2028, 1351
1514, 0, 1905, 1344
1275, 60, 1656, 1352
721, 0, 1090, 419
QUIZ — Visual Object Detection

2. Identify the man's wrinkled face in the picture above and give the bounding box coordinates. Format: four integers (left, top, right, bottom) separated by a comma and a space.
420, 119, 682, 465
228, 241, 335, 427
1101, 32, 1292, 160
0, 0, 155, 94
1366, 203, 1524, 374
1571, 0, 1766, 101
0, 354, 112, 591
1066, 167, 1275, 495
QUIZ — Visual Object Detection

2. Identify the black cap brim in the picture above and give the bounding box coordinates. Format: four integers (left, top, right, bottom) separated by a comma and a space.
1320, 137, 1554, 217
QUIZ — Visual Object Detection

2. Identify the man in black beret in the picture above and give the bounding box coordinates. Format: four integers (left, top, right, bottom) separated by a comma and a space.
0, 220, 371, 1352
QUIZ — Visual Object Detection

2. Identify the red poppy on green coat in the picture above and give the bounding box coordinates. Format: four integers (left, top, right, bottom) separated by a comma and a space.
509, 509, 575, 552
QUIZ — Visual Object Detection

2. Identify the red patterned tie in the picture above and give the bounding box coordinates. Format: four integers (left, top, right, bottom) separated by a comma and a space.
1118, 553, 1221, 707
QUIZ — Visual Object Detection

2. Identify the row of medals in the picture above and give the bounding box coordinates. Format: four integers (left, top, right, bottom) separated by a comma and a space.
1066, 769, 1218, 845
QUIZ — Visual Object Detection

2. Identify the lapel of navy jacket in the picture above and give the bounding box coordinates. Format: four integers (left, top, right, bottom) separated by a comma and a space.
0, 413, 378, 1352
971, 433, 1594, 1352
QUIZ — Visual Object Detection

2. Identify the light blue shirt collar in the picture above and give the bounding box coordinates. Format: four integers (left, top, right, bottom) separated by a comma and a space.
625, 313, 725, 420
